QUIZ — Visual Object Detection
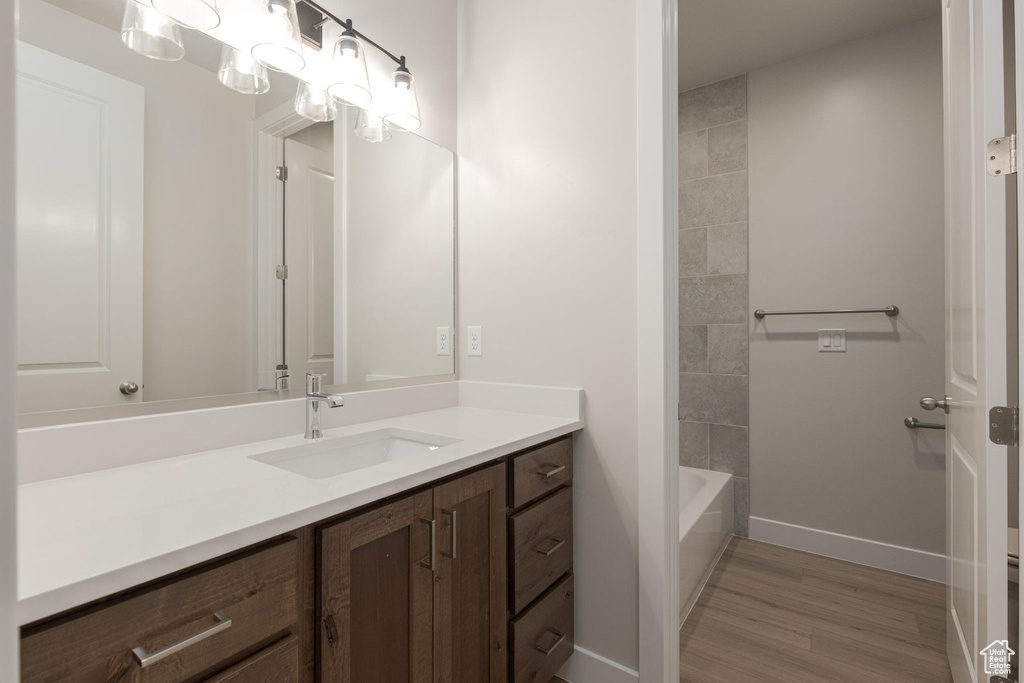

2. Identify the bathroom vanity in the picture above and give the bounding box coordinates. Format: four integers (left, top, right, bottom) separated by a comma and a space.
17, 392, 580, 683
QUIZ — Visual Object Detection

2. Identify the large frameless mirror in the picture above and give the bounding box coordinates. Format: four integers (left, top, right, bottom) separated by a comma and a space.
15, 0, 456, 425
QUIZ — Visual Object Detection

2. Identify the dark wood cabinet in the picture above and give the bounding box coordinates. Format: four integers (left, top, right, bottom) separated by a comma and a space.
21, 436, 575, 683
433, 464, 508, 683
318, 464, 508, 683
318, 490, 434, 683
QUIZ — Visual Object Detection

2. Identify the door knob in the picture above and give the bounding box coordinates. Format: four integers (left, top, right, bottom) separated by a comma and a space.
120, 381, 139, 395
920, 395, 951, 413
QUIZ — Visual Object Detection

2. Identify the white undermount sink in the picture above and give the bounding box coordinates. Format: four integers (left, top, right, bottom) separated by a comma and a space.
249, 428, 462, 480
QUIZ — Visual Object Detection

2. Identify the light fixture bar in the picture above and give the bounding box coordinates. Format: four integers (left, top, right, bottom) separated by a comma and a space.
297, 0, 404, 66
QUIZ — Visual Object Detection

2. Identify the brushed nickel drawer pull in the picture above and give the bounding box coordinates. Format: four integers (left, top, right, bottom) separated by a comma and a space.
442, 508, 457, 559
535, 537, 566, 557
537, 465, 566, 479
132, 611, 232, 668
420, 517, 436, 571
535, 629, 566, 655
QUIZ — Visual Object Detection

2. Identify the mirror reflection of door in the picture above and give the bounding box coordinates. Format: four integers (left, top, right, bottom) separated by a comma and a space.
284, 129, 335, 385
15, 42, 144, 413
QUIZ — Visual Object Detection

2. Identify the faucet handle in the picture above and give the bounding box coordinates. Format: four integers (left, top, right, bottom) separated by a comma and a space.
306, 372, 327, 394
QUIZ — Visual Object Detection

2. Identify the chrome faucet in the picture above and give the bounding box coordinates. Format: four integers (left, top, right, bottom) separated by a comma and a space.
304, 373, 344, 440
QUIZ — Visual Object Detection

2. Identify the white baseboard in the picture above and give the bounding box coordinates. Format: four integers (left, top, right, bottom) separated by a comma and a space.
748, 516, 946, 583
557, 646, 639, 683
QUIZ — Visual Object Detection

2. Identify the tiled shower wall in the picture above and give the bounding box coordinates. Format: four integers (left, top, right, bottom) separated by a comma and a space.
677, 75, 749, 536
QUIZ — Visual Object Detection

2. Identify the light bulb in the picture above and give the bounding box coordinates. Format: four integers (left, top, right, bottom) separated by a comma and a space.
152, 0, 220, 30
252, 0, 306, 74
218, 45, 270, 95
382, 61, 421, 132
295, 81, 336, 122
354, 108, 392, 143
327, 29, 371, 108
121, 0, 185, 61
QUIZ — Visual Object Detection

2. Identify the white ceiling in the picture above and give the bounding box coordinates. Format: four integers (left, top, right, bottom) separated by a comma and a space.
679, 0, 941, 92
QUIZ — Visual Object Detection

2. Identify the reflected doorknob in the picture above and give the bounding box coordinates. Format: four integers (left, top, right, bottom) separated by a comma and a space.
120, 381, 139, 396
920, 395, 951, 413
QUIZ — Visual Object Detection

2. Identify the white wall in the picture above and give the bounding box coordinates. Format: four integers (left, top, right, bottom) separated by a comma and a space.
457, 0, 640, 675
18, 0, 256, 403
748, 18, 946, 559
338, 112, 455, 383
0, 1, 17, 679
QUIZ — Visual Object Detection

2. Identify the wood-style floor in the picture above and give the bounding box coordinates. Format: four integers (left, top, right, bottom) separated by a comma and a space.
680, 538, 951, 683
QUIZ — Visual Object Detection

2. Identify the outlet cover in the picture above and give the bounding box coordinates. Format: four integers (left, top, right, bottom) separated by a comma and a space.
436, 326, 451, 356
468, 326, 483, 356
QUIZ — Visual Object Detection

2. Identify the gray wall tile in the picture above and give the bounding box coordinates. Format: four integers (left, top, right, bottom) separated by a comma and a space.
707, 222, 748, 275
680, 325, 708, 373
679, 228, 707, 278
679, 171, 748, 229
708, 120, 748, 175
679, 421, 709, 469
709, 424, 749, 477
679, 75, 747, 133
679, 129, 708, 182
708, 324, 748, 375
733, 476, 749, 537
679, 274, 748, 325
679, 373, 749, 425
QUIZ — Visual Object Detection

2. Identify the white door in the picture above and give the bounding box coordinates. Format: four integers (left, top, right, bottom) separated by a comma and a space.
944, 2, 1011, 681
15, 43, 144, 413
284, 136, 335, 384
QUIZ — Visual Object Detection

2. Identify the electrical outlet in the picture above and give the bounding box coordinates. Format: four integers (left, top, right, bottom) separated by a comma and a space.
467, 326, 483, 356
818, 329, 846, 352
436, 326, 451, 356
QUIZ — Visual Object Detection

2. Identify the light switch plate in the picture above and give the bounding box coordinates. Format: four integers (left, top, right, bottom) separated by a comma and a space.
819, 329, 846, 352
467, 326, 483, 356
436, 326, 451, 356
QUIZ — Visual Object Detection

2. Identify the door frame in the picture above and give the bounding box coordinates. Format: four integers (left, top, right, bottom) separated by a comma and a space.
636, 0, 680, 682
0, 0, 16, 678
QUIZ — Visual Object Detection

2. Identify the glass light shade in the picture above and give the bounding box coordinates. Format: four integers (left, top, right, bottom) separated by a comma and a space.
326, 33, 372, 107
354, 108, 392, 143
218, 46, 270, 95
121, 0, 185, 61
251, 0, 305, 74
152, 0, 220, 29
295, 82, 336, 122
382, 68, 421, 132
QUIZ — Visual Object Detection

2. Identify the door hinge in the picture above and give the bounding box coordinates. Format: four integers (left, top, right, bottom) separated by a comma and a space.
989, 406, 1019, 447
275, 265, 288, 281
987, 134, 1017, 176
275, 165, 288, 181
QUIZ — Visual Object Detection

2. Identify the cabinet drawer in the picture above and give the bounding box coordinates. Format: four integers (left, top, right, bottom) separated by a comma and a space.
510, 487, 573, 614
205, 635, 299, 683
22, 538, 300, 683
511, 574, 574, 683
510, 438, 572, 509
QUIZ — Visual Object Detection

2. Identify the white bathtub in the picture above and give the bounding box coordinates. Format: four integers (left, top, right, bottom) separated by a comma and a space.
678, 466, 734, 624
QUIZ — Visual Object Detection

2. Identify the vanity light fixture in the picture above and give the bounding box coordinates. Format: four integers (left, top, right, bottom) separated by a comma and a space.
218, 45, 270, 95
152, 0, 221, 30
382, 56, 421, 132
354, 108, 392, 143
251, 0, 306, 74
326, 21, 372, 108
294, 81, 336, 122
121, 0, 186, 61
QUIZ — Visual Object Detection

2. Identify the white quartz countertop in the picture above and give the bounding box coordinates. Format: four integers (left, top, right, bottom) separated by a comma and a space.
18, 405, 582, 625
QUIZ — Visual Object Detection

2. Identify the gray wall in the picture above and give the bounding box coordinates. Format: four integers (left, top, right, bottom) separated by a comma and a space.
748, 17, 946, 554
678, 75, 750, 536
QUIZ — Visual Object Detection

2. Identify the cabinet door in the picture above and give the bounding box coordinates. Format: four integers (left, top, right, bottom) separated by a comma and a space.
319, 491, 434, 683
432, 464, 508, 683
